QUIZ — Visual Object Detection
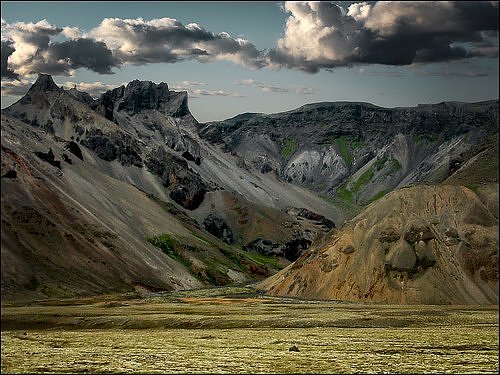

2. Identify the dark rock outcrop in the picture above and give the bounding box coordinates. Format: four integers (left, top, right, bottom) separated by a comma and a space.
202, 214, 234, 244
296, 208, 335, 229
2, 170, 17, 179
244, 237, 312, 261
64, 141, 84, 161
283, 238, 312, 261
145, 146, 208, 210
81, 129, 143, 167
34, 148, 61, 169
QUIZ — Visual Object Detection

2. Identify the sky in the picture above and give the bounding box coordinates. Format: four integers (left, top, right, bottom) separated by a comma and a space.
1, 1, 499, 122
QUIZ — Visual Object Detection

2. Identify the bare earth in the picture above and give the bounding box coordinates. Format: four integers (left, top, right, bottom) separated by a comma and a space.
1, 287, 499, 374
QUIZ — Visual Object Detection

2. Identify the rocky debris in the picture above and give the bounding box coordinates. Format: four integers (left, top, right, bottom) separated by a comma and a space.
289, 345, 300, 352
169, 174, 207, 210
182, 151, 201, 165
386, 240, 417, 271
34, 148, 61, 169
378, 228, 401, 243
403, 224, 434, 244
296, 208, 335, 229
64, 141, 84, 161
202, 214, 234, 244
244, 238, 280, 256
81, 129, 143, 167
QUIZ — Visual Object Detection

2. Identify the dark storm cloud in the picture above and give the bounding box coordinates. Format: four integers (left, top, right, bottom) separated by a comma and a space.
1, 41, 19, 79
267, 1, 499, 72
1, 2, 498, 82
48, 38, 119, 74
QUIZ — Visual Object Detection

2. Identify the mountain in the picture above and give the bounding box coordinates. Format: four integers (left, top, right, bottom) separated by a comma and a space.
258, 183, 498, 304
1, 75, 340, 302
200, 100, 498, 212
1, 74, 497, 304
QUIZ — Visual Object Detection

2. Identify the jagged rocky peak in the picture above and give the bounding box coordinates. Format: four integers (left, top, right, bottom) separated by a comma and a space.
95, 79, 189, 119
118, 80, 170, 114
27, 73, 61, 94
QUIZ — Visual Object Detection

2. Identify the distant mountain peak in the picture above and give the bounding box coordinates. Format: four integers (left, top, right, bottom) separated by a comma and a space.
28, 74, 61, 94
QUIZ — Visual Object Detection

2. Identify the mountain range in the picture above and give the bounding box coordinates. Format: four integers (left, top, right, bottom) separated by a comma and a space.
1, 74, 498, 304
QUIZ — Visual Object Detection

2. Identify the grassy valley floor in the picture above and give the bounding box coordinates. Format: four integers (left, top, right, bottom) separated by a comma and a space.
1, 286, 498, 374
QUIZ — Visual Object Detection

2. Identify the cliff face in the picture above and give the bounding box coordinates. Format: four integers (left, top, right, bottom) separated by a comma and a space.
200, 101, 498, 207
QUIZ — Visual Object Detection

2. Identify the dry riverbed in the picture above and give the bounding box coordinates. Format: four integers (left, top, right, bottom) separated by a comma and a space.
1, 286, 498, 374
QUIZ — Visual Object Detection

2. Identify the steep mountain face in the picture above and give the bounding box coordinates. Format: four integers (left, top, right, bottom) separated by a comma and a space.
200, 101, 498, 207
1, 75, 339, 302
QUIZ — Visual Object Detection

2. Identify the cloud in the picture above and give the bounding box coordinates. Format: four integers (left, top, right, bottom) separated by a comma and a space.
178, 80, 207, 87
415, 71, 492, 78
1, 3, 498, 80
88, 17, 266, 69
234, 78, 288, 92
0, 78, 33, 95
2, 19, 118, 77
1, 17, 266, 80
267, 1, 499, 72
294, 85, 315, 94
234, 78, 315, 94
171, 83, 243, 98
0, 78, 122, 98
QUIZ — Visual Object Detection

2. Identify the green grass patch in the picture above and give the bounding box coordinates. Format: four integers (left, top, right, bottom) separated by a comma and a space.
352, 166, 374, 193
316, 135, 363, 166
375, 156, 388, 171
244, 251, 282, 270
389, 158, 402, 171
281, 137, 298, 159
334, 136, 352, 166
336, 185, 353, 203
147, 234, 192, 269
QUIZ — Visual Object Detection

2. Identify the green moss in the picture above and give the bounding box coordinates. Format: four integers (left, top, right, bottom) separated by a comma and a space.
244, 251, 282, 270
352, 166, 374, 193
147, 234, 192, 269
336, 185, 353, 203
316, 135, 363, 166
334, 136, 352, 165
375, 156, 388, 171
389, 158, 402, 171
281, 137, 298, 159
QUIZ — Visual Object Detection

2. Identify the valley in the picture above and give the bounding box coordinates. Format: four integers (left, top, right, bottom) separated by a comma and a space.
1, 287, 498, 374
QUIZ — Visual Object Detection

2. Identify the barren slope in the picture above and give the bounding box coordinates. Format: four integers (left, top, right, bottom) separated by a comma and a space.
258, 184, 498, 304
